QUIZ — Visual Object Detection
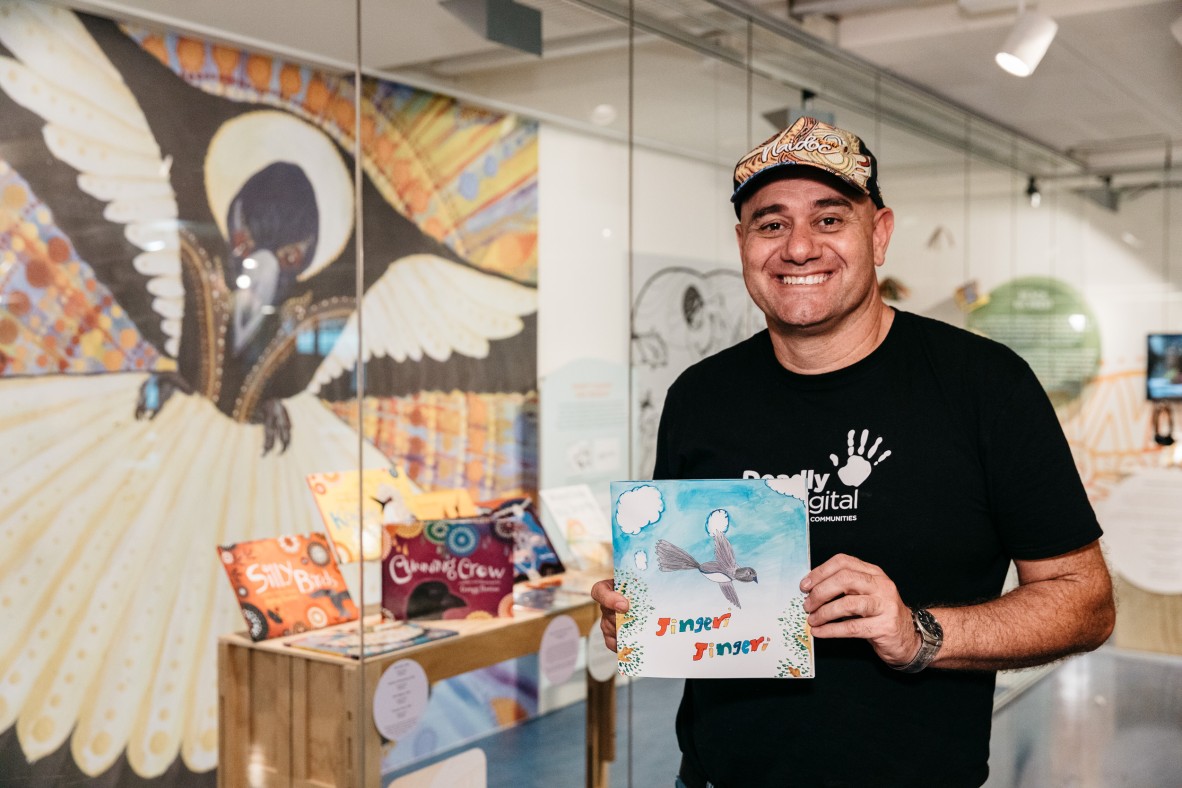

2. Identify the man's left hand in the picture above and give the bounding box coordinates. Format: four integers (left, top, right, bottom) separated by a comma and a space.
801, 553, 920, 668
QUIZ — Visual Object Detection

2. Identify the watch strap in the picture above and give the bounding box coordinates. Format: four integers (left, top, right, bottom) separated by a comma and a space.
893, 607, 942, 673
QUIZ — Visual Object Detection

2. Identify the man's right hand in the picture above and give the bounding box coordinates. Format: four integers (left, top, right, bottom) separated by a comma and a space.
590, 579, 630, 652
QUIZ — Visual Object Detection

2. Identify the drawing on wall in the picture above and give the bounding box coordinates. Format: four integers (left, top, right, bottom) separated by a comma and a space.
630, 260, 764, 477
610, 479, 813, 679
0, 2, 537, 781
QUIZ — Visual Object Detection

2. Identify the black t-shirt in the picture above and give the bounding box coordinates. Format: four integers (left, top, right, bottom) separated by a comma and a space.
654, 310, 1101, 788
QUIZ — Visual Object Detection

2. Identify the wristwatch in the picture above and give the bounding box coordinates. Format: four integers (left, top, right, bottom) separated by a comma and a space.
893, 607, 943, 673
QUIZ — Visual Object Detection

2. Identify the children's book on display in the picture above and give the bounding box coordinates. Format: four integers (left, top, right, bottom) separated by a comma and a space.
478, 495, 567, 582
380, 517, 517, 621
287, 621, 457, 659
217, 532, 358, 641
305, 466, 421, 563
610, 478, 814, 679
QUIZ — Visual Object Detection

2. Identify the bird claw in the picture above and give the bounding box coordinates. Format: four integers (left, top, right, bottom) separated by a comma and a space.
135, 372, 193, 420
261, 399, 292, 456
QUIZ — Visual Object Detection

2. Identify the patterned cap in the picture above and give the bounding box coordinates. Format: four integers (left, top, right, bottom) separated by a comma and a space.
731, 117, 884, 215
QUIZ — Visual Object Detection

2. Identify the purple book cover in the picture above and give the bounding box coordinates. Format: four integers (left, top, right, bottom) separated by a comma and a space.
381, 518, 516, 620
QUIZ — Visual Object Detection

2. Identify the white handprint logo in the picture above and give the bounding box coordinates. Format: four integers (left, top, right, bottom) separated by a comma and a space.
830, 429, 891, 488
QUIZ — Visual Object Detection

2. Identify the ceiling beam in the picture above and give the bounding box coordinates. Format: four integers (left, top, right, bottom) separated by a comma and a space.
791, 0, 942, 15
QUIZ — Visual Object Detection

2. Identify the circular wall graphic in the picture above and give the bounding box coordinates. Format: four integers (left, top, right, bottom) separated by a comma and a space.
373, 659, 430, 741
1100, 468, 1182, 595
966, 276, 1100, 406
539, 614, 582, 685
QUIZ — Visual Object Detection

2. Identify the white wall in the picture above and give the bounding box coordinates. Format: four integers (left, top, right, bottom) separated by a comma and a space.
885, 168, 1182, 372
536, 124, 742, 379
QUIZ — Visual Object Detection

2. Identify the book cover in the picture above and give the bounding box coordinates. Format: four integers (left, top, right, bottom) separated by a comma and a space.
287, 623, 458, 659
479, 496, 567, 582
217, 532, 359, 641
305, 467, 418, 562
610, 479, 814, 679
539, 484, 613, 570
381, 518, 516, 621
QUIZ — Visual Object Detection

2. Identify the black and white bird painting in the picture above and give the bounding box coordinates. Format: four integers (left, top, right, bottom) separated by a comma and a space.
0, 1, 538, 780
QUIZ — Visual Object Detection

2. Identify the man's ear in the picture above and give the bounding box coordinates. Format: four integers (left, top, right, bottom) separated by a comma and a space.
872, 207, 895, 267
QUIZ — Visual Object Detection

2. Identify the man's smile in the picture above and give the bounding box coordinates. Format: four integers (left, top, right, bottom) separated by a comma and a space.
776, 272, 834, 285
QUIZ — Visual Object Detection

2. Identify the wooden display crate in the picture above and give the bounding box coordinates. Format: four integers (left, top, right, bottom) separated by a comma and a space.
218, 585, 608, 787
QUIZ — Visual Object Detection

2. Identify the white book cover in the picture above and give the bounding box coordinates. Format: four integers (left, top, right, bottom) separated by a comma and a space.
611, 478, 814, 679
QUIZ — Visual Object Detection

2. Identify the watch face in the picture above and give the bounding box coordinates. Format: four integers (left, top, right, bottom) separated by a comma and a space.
916, 608, 943, 641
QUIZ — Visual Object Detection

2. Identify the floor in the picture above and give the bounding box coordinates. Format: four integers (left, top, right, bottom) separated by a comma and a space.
985, 648, 1182, 787
388, 646, 1182, 787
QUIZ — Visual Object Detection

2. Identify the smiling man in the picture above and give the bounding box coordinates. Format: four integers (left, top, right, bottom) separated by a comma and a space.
592, 118, 1115, 787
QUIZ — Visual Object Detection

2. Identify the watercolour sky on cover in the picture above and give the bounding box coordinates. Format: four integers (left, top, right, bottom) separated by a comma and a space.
611, 479, 814, 679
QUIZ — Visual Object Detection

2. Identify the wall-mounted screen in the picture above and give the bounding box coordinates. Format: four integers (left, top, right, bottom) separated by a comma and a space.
1147, 334, 1182, 401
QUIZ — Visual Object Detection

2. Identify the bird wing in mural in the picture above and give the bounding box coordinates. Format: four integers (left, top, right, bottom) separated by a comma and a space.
0, 1, 533, 440
0, 0, 184, 358
309, 253, 537, 394
0, 1, 538, 782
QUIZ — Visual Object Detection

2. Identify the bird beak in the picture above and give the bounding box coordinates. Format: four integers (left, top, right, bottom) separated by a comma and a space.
232, 249, 280, 354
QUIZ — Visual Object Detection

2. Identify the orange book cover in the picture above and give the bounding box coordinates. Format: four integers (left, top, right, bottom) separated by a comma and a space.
217, 533, 358, 641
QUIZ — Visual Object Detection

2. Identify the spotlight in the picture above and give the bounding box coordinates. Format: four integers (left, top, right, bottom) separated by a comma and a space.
996, 2, 1058, 77
1026, 176, 1041, 208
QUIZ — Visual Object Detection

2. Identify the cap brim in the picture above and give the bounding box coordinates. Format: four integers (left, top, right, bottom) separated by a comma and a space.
731, 162, 873, 214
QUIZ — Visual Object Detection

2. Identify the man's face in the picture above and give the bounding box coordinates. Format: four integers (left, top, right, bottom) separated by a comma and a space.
735, 174, 894, 337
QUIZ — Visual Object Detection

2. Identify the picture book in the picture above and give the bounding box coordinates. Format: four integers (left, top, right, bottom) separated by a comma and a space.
287, 622, 458, 659
381, 518, 516, 621
305, 467, 418, 562
217, 532, 358, 641
610, 479, 814, 679
479, 495, 566, 582
539, 484, 613, 570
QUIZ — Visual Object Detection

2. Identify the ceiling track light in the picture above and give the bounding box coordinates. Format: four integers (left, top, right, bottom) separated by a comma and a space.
996, 1, 1057, 77
1026, 175, 1041, 208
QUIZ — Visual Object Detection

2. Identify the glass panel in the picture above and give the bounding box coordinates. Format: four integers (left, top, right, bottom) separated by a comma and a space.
0, 1, 359, 786
363, 1, 632, 786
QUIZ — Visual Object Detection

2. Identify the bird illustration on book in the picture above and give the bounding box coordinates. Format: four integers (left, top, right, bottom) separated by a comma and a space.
309, 588, 355, 617
406, 580, 468, 619
654, 509, 757, 608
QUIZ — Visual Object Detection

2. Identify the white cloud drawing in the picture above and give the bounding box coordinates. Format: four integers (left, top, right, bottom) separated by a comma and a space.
767, 474, 807, 501
705, 508, 730, 535
634, 550, 649, 571
616, 485, 664, 535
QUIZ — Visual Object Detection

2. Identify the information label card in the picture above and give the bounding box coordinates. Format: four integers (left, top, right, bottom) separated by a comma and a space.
611, 479, 814, 679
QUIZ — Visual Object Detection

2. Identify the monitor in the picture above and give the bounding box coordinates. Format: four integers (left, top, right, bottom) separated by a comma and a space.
1147, 333, 1182, 401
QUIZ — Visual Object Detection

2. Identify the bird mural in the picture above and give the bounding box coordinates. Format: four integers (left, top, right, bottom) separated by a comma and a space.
654, 509, 758, 609
0, 1, 538, 782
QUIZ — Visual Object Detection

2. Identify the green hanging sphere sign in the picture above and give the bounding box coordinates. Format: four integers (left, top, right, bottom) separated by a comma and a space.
966, 276, 1101, 407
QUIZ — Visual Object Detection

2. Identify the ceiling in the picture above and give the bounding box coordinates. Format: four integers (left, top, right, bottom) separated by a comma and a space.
829, 0, 1182, 177
61, 0, 1182, 183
